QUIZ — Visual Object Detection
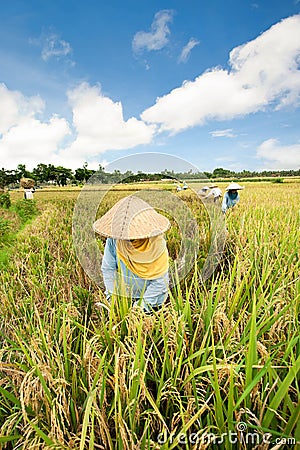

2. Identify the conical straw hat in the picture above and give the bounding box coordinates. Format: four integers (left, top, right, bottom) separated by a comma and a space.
225, 182, 244, 191
20, 177, 35, 189
93, 195, 170, 239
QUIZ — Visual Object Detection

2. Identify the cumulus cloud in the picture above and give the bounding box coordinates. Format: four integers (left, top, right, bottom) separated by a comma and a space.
0, 83, 71, 169
0, 83, 44, 134
256, 138, 300, 169
210, 128, 236, 138
0, 117, 71, 167
178, 38, 200, 63
58, 83, 156, 162
141, 15, 300, 132
0, 82, 157, 170
132, 10, 174, 53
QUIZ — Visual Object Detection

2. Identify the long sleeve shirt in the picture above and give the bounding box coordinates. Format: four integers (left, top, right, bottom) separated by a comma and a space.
205, 187, 222, 199
222, 191, 240, 213
101, 238, 169, 312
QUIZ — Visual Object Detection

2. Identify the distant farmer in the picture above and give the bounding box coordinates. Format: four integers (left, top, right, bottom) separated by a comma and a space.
20, 177, 35, 200
176, 181, 188, 191
222, 182, 244, 213
93, 195, 170, 313
205, 183, 222, 202
198, 186, 210, 196
24, 188, 34, 200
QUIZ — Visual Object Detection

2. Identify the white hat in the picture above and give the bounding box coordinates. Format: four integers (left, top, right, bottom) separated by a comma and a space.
93, 195, 170, 239
226, 182, 244, 191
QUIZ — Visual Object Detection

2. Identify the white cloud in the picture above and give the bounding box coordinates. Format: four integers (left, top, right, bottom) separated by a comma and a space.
0, 83, 70, 169
0, 82, 156, 171
41, 33, 72, 61
0, 117, 70, 167
210, 128, 236, 138
0, 83, 44, 134
178, 38, 200, 63
141, 15, 300, 132
256, 138, 300, 169
132, 10, 174, 52
58, 83, 156, 163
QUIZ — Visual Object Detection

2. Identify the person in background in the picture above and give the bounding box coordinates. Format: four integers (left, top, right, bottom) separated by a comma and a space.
222, 182, 244, 213
205, 183, 222, 202
198, 186, 210, 196
20, 177, 35, 199
176, 181, 188, 191
24, 188, 34, 200
93, 195, 170, 313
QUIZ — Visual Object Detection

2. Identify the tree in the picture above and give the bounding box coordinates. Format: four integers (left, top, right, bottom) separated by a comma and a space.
74, 168, 87, 183
53, 166, 74, 186
45, 164, 57, 184
0, 168, 9, 190
16, 164, 32, 179
111, 169, 122, 183
122, 170, 134, 182
0, 168, 18, 189
75, 162, 95, 183
212, 168, 234, 178
32, 164, 51, 183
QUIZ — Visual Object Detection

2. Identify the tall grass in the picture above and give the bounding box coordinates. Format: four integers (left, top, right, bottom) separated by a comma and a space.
0, 183, 299, 449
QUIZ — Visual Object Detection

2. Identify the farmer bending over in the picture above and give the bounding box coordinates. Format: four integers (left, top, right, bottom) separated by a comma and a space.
205, 184, 222, 202
93, 195, 170, 313
222, 182, 244, 213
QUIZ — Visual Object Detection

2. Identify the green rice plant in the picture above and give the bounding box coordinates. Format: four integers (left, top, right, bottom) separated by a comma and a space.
13, 199, 39, 223
0, 193, 11, 209
0, 218, 10, 240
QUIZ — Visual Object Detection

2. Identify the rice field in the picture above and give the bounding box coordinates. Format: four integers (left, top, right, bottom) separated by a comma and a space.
0, 181, 299, 449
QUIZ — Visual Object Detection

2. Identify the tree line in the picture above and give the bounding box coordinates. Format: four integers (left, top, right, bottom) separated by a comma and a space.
1, 163, 299, 190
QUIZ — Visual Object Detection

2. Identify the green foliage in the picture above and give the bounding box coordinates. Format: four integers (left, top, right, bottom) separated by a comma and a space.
212, 167, 235, 178
1, 163, 300, 189
13, 199, 39, 223
74, 162, 96, 183
0, 217, 10, 238
0, 169, 18, 189
0, 192, 11, 208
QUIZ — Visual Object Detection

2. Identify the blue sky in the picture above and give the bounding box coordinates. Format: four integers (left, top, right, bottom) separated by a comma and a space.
1, 0, 300, 173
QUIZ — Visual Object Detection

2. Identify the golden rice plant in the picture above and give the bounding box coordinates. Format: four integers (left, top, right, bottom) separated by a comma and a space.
0, 181, 299, 449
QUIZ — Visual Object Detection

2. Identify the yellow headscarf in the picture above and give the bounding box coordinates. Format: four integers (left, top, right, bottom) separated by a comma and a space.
116, 235, 168, 279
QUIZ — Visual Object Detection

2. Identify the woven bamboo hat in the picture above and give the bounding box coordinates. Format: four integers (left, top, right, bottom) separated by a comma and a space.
225, 182, 244, 191
93, 195, 170, 239
20, 177, 35, 189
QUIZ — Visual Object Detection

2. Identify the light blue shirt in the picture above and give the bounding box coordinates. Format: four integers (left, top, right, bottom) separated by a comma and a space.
222, 191, 240, 213
101, 238, 169, 312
